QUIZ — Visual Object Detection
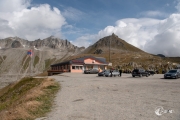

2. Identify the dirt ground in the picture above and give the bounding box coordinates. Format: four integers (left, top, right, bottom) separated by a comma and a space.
35, 73, 180, 120
1, 73, 179, 120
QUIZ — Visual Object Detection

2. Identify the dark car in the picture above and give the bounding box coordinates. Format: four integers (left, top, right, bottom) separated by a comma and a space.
132, 69, 149, 77
98, 70, 108, 76
84, 69, 99, 74
164, 69, 180, 79
146, 70, 155, 76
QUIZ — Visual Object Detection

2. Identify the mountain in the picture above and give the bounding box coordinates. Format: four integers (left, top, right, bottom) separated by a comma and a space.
0, 36, 85, 77
68, 33, 180, 72
82, 33, 144, 54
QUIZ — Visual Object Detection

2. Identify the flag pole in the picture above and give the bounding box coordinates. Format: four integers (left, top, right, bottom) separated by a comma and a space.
30, 49, 32, 77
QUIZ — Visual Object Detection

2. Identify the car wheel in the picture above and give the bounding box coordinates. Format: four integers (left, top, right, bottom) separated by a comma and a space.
164, 77, 166, 79
139, 74, 142, 77
132, 75, 135, 77
146, 74, 148, 77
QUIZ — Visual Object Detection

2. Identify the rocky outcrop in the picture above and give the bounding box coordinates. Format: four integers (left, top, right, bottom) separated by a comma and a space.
0, 36, 84, 52
11, 40, 23, 48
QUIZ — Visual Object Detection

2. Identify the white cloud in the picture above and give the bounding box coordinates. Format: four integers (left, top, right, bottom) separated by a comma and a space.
145, 13, 180, 57
140, 10, 169, 18
72, 34, 97, 47
0, 0, 66, 40
62, 7, 85, 21
0, 0, 30, 12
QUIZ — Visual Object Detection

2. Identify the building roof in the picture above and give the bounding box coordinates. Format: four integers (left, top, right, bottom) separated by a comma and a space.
51, 56, 108, 66
51, 61, 70, 66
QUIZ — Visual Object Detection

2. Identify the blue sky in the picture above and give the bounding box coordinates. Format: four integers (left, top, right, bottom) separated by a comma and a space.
0, 0, 180, 56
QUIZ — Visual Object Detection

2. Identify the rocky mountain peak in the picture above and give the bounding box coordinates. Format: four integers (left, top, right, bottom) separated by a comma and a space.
82, 33, 143, 54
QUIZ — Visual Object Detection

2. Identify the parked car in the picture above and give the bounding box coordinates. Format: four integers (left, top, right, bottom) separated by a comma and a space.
84, 69, 99, 74
146, 70, 155, 76
98, 70, 108, 76
164, 69, 180, 79
132, 69, 149, 77
105, 70, 120, 77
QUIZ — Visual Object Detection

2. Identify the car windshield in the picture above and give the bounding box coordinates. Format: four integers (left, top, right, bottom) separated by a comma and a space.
133, 69, 139, 72
168, 70, 177, 73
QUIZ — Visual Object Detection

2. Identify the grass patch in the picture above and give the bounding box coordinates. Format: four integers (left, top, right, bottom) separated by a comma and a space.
0, 77, 60, 120
22, 55, 31, 70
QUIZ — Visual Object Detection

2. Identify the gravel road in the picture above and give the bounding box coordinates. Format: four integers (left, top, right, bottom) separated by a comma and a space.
38, 73, 180, 120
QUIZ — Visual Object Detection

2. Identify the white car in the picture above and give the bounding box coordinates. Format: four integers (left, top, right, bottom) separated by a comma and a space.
105, 70, 120, 77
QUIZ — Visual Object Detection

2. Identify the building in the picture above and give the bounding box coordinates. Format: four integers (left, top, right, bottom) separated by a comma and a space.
47, 56, 109, 76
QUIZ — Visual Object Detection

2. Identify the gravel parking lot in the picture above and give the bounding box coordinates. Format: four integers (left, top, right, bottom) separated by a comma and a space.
42, 73, 180, 120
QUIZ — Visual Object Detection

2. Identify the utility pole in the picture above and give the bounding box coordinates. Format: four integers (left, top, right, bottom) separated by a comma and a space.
30, 46, 35, 77
109, 35, 111, 62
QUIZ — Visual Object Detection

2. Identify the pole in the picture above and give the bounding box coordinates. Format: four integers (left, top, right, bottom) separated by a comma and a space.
31, 49, 32, 77
30, 48, 34, 77
109, 35, 111, 62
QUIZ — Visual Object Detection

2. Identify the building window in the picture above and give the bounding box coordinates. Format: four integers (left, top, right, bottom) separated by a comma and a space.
75, 66, 79, 69
72, 66, 83, 70
72, 66, 75, 69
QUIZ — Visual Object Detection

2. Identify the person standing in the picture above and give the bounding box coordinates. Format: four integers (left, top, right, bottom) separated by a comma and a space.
110, 69, 113, 77
119, 69, 122, 77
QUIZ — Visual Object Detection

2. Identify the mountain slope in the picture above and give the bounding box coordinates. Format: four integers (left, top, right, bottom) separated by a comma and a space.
0, 36, 85, 77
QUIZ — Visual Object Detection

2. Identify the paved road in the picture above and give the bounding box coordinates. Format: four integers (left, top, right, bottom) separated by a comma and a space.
43, 73, 180, 120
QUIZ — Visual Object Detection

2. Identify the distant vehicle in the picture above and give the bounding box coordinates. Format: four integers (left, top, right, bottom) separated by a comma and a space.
105, 70, 120, 77
132, 69, 149, 77
84, 69, 99, 74
164, 69, 180, 79
146, 70, 155, 76
98, 70, 108, 76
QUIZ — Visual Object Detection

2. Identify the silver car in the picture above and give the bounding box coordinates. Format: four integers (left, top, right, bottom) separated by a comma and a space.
84, 69, 99, 74
164, 69, 180, 79
105, 70, 120, 77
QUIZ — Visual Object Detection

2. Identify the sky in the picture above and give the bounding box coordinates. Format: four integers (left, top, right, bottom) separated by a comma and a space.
0, 0, 180, 57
